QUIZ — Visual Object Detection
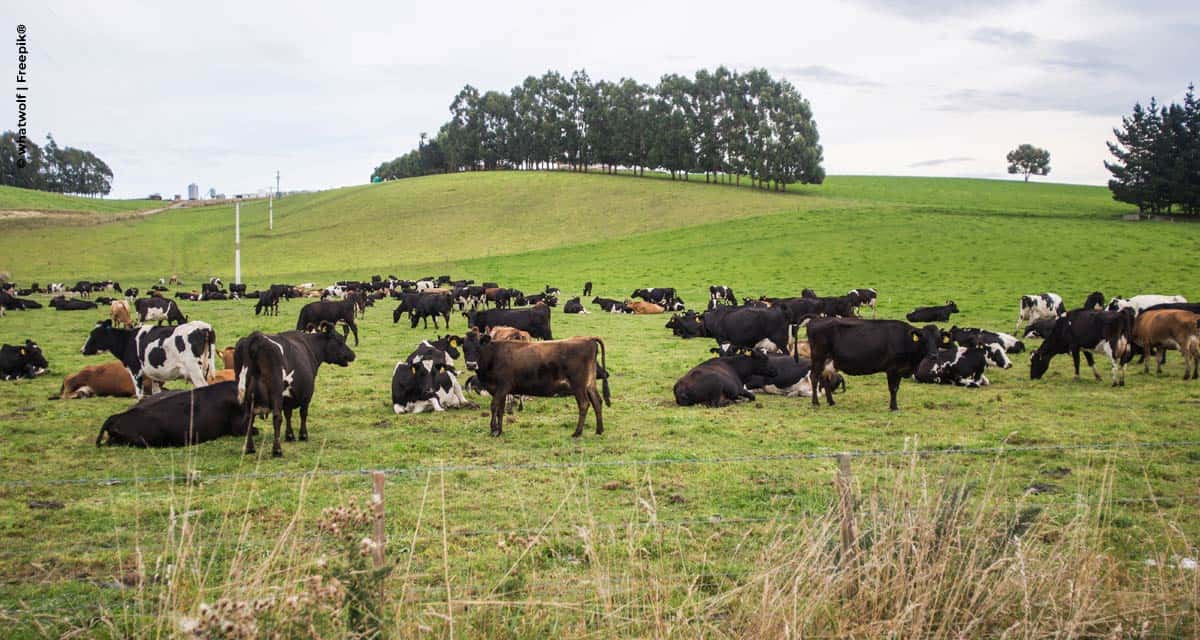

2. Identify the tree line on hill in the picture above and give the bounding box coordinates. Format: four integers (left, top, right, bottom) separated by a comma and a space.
1106, 84, 1200, 215
372, 67, 825, 190
0, 131, 114, 197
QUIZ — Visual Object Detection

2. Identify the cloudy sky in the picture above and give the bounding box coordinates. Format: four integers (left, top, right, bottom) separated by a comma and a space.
7, 0, 1197, 197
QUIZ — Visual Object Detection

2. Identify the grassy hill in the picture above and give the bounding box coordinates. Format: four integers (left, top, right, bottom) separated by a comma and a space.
5, 172, 1197, 637
0, 185, 162, 215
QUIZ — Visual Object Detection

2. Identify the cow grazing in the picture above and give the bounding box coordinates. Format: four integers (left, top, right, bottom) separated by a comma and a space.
701, 305, 796, 354
464, 305, 553, 341
235, 324, 357, 456
463, 332, 610, 437
50, 296, 98, 311
743, 354, 844, 398
135, 297, 187, 325
674, 352, 775, 407
1, 340, 49, 380
82, 320, 216, 396
914, 343, 1012, 387
409, 292, 453, 329
1108, 294, 1189, 316
563, 297, 588, 314
256, 287, 281, 316
849, 288, 878, 316
1130, 309, 1200, 379
110, 300, 134, 328
806, 319, 947, 410
626, 300, 666, 315
666, 311, 705, 339
1016, 293, 1065, 332
592, 297, 632, 314
906, 301, 959, 323
297, 299, 360, 345
949, 326, 1025, 353
582, 281, 593, 297
1029, 309, 1133, 386
1083, 291, 1105, 311
709, 285, 736, 310
53, 361, 136, 400
96, 381, 251, 448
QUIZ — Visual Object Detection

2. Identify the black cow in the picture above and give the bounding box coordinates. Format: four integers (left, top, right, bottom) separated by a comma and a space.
1083, 291, 1106, 311
50, 296, 98, 311
906, 301, 959, 323
521, 292, 558, 307
631, 288, 678, 307
1, 340, 49, 380
135, 297, 187, 325
743, 354, 845, 397
1029, 309, 1133, 386
255, 287, 281, 316
409, 292, 452, 329
673, 352, 775, 407
582, 281, 593, 297
235, 325, 357, 456
563, 297, 587, 314
0, 290, 42, 310
806, 318, 946, 410
297, 299, 359, 345
1022, 318, 1058, 340
592, 297, 632, 314
701, 306, 796, 354
229, 283, 247, 299
464, 306, 553, 341
96, 381, 252, 447
666, 311, 705, 339
913, 343, 1012, 387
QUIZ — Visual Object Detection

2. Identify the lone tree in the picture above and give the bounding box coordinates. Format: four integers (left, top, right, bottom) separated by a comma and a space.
1006, 144, 1051, 182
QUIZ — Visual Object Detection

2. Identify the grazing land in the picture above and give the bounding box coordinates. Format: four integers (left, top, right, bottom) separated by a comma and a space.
0, 186, 163, 217
1, 173, 1197, 637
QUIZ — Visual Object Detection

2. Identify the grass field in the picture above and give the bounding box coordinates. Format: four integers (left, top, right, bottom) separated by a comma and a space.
0, 186, 163, 216
1, 172, 1197, 637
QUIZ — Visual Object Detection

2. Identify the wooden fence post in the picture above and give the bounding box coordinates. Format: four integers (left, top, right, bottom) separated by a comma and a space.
371, 471, 386, 569
836, 454, 857, 564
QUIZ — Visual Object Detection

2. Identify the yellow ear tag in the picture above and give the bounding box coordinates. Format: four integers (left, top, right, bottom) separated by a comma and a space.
943, 336, 950, 343
912, 334, 920, 343
450, 338, 459, 346
20, 348, 26, 355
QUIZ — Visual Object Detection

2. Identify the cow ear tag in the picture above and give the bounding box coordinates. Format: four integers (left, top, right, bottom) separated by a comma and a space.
19, 348, 26, 355
450, 338, 458, 346
943, 336, 950, 343
912, 334, 920, 343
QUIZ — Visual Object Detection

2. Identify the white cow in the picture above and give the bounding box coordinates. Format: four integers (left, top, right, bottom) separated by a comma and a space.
1016, 292, 1065, 332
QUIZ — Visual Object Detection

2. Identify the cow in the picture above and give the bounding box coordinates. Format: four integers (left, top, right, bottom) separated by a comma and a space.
582, 281, 593, 297
489, 326, 533, 342
913, 343, 1012, 387
235, 324, 357, 457
229, 283, 246, 299
701, 305, 796, 354
592, 297, 632, 314
1022, 318, 1059, 340
743, 354, 845, 398
394, 339, 473, 413
409, 292, 453, 329
50, 296, 98, 311
82, 320, 216, 396
219, 346, 236, 370
626, 300, 665, 314
805, 318, 947, 411
1029, 309, 1133, 386
53, 360, 136, 399
906, 301, 959, 323
124, 287, 139, 299
464, 306, 553, 341
708, 285, 736, 310
297, 299, 360, 345
110, 300, 134, 328
849, 288, 878, 317
948, 327, 1025, 353
1130, 309, 1200, 379
255, 287, 281, 316
520, 292, 558, 307
631, 288, 678, 307
1016, 293, 1066, 332
563, 297, 588, 314
665, 310, 704, 339
484, 287, 518, 309
1108, 294, 1189, 316
95, 381, 252, 448
135, 297, 187, 325
1083, 291, 1106, 311
391, 360, 442, 413
1, 340, 49, 380
673, 352, 775, 407
462, 333, 609, 437
0, 290, 41, 310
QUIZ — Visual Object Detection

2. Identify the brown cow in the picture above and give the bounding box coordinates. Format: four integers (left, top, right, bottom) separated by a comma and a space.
53, 360, 136, 400
463, 332, 610, 437
792, 340, 812, 359
208, 369, 237, 383
110, 300, 134, 328
625, 300, 665, 314
488, 326, 533, 342
1132, 309, 1200, 379
219, 346, 236, 370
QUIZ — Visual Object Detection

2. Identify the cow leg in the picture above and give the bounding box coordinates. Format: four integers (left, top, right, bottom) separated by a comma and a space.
350, 323, 359, 346
489, 388, 508, 436
588, 387, 604, 435
271, 409, 284, 457
1070, 349, 1082, 380
1157, 349, 1166, 375
809, 360, 822, 407
284, 408, 295, 441
243, 408, 257, 455
1082, 351, 1101, 381
299, 404, 309, 440
886, 370, 902, 411
572, 388, 590, 437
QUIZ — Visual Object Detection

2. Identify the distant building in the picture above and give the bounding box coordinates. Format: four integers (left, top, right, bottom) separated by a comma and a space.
148, 193, 162, 201
187, 183, 199, 200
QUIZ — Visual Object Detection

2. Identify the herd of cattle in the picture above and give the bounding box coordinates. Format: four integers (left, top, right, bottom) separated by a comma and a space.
2, 275, 1197, 455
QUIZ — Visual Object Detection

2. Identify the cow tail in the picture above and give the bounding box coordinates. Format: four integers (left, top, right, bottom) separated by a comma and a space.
596, 338, 611, 407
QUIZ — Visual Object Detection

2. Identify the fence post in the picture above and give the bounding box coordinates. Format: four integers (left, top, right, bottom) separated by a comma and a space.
371, 471, 386, 569
836, 454, 857, 565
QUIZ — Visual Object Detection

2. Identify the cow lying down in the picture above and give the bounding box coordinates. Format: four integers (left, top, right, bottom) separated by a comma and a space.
96, 381, 253, 447
913, 343, 1013, 387
674, 352, 775, 407
744, 354, 845, 398
392, 338, 475, 414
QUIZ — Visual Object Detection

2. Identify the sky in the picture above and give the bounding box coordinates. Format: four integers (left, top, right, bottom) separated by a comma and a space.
5, 0, 1197, 197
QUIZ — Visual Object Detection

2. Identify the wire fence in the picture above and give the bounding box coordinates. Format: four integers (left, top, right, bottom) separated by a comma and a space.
2, 438, 1197, 489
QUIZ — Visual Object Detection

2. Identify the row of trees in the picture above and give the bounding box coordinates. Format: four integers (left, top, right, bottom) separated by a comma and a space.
1106, 84, 1200, 215
0, 131, 114, 196
372, 68, 825, 190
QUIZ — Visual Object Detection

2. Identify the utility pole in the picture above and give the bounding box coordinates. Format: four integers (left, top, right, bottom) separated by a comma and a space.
275, 170, 280, 197
234, 201, 242, 285
268, 191, 273, 231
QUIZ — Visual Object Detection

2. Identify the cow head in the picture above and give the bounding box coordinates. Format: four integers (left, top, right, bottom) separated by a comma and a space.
18, 340, 48, 376
462, 330, 489, 371
983, 343, 1013, 369
910, 324, 945, 357
316, 323, 356, 366
1107, 297, 1130, 312
1029, 346, 1052, 379
81, 320, 128, 356
432, 335, 462, 360
945, 301, 959, 313
666, 298, 685, 312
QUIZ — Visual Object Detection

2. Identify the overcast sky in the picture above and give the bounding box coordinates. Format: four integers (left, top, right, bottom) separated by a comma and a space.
7, 0, 1197, 197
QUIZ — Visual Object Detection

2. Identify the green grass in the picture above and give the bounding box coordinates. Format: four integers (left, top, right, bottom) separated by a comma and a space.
0, 185, 163, 215
1, 171, 1195, 636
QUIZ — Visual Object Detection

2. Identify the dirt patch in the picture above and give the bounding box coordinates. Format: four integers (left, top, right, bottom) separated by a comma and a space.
0, 202, 182, 224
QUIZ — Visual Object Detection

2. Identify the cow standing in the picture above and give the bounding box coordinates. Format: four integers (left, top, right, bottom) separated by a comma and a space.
297, 299, 360, 345
1016, 293, 1065, 333
806, 318, 946, 410
81, 320, 216, 396
135, 297, 187, 325
1029, 309, 1133, 386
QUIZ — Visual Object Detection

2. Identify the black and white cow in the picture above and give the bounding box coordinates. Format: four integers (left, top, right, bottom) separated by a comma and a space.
135, 297, 187, 325
235, 325, 357, 456
631, 288, 678, 307
1, 340, 49, 380
592, 297, 633, 314
81, 320, 216, 396
906, 301, 959, 323
949, 326, 1025, 353
708, 285, 736, 310
701, 305, 795, 354
563, 297, 588, 314
1016, 292, 1065, 332
914, 343, 1012, 387
393, 339, 472, 413
124, 287, 140, 299
95, 381, 252, 447
743, 354, 845, 397
1029, 309, 1133, 386
848, 288, 878, 316
1107, 294, 1189, 316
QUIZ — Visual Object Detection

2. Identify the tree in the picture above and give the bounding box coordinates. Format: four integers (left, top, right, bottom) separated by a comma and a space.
1006, 144, 1051, 182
